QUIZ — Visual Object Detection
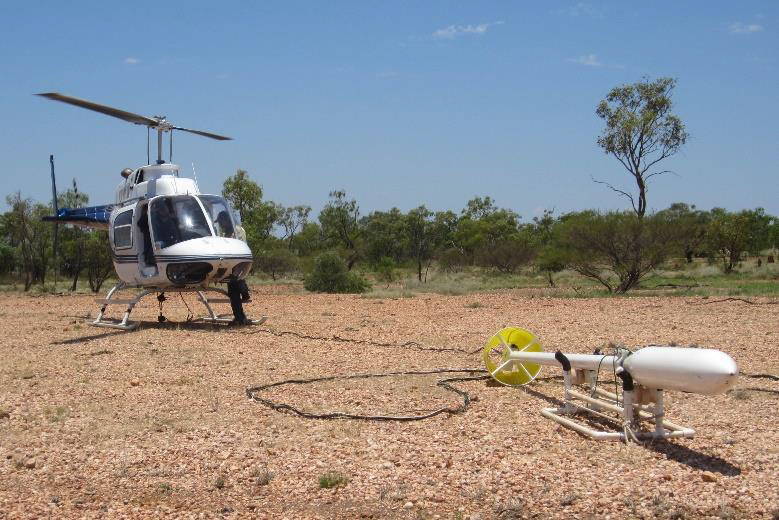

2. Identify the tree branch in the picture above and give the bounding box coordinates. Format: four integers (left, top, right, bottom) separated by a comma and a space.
590, 176, 636, 213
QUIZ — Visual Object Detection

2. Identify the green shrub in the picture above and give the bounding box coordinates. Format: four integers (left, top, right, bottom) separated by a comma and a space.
304, 251, 370, 293
255, 247, 299, 280
373, 256, 397, 286
318, 471, 348, 489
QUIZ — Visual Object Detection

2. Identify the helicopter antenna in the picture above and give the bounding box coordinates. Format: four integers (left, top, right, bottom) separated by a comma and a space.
191, 162, 200, 191
49, 155, 59, 293
36, 93, 232, 165
147, 127, 150, 165
169, 130, 174, 163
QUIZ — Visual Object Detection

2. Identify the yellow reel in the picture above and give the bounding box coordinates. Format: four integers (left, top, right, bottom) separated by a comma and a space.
483, 327, 543, 386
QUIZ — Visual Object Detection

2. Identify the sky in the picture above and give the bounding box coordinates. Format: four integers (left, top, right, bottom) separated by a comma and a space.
1, 1, 777, 218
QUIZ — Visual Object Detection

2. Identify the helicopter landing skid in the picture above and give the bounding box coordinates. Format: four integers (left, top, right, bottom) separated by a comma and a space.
91, 282, 267, 330
194, 290, 268, 325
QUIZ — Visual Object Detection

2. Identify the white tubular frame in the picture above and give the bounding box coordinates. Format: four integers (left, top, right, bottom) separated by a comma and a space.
91, 282, 267, 330
541, 365, 695, 442
500, 349, 695, 442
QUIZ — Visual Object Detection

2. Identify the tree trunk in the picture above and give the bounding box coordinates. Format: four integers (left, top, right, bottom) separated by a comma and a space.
70, 270, 79, 292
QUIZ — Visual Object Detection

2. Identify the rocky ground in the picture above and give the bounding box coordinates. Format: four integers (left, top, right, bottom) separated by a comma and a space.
0, 286, 777, 519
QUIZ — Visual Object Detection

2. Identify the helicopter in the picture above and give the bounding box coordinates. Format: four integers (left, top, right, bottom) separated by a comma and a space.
39, 93, 267, 330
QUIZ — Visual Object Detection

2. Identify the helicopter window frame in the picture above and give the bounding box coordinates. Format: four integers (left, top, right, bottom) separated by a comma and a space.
148, 195, 215, 250
198, 195, 237, 239
112, 209, 134, 250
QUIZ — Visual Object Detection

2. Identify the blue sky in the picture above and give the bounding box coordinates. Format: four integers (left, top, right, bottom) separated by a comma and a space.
1, 1, 777, 217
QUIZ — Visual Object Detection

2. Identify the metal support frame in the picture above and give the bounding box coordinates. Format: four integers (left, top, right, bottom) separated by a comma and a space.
91, 282, 267, 330
540, 369, 695, 441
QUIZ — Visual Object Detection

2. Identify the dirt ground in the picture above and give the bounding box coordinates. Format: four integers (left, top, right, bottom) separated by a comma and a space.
0, 286, 777, 519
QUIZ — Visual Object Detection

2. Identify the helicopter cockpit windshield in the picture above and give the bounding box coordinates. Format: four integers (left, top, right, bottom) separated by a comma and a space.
198, 195, 236, 239
150, 195, 213, 249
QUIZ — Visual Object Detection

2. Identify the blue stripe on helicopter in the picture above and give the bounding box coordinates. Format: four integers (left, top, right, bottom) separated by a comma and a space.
154, 255, 253, 261
112, 255, 252, 264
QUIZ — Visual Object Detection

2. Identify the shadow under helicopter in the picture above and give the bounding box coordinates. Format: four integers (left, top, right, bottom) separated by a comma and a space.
51, 320, 241, 345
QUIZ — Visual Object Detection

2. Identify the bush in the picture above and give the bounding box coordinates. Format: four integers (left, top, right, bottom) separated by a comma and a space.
372, 256, 397, 286
475, 235, 536, 273
438, 247, 468, 273
318, 471, 348, 489
304, 251, 370, 293
255, 247, 299, 280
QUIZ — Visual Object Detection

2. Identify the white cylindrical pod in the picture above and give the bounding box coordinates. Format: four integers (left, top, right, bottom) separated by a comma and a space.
507, 351, 618, 371
623, 347, 738, 395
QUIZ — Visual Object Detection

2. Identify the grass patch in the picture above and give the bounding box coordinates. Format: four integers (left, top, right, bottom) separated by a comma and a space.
464, 301, 484, 308
157, 482, 173, 495
44, 406, 69, 422
214, 475, 226, 489
319, 471, 348, 489
251, 465, 274, 486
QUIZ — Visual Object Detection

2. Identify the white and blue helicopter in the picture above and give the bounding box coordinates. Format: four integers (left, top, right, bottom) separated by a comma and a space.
39, 93, 266, 330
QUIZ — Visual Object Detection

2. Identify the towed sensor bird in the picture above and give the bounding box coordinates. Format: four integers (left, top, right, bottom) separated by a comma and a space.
39, 93, 266, 330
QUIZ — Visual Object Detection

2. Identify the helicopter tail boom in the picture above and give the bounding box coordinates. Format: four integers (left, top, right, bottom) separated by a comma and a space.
42, 204, 113, 230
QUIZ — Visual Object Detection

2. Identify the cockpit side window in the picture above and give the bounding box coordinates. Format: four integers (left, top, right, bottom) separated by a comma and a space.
113, 209, 134, 249
198, 195, 236, 238
150, 195, 212, 249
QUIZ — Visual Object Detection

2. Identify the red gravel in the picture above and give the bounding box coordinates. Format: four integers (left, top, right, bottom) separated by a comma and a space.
0, 287, 777, 519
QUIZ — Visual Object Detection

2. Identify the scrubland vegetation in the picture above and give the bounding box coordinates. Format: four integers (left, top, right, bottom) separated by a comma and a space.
1, 77, 776, 297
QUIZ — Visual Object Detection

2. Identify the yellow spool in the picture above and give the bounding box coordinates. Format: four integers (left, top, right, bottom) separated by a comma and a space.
483, 327, 543, 386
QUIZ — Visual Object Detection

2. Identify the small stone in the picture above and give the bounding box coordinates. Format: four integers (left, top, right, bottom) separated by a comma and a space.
24, 458, 36, 469
130, 379, 140, 387
701, 471, 717, 483
381, 462, 393, 469
403, 502, 414, 509
661, 474, 672, 481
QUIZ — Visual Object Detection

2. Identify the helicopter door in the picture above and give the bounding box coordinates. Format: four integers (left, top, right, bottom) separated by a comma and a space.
137, 204, 155, 270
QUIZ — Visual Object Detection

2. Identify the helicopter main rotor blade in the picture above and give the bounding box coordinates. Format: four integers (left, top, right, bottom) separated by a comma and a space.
36, 92, 159, 127
172, 126, 232, 141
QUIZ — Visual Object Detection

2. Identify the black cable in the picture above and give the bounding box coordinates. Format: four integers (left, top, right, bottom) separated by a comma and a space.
246, 369, 490, 421
179, 292, 194, 322
242, 327, 482, 354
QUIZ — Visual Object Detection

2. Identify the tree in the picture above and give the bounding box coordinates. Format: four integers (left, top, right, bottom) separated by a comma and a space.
222, 169, 280, 262
555, 210, 681, 293
529, 210, 566, 286
255, 246, 299, 280
657, 202, 710, 263
319, 190, 361, 269
406, 206, 437, 282
290, 222, 324, 256
278, 205, 311, 246
84, 231, 113, 292
477, 231, 536, 274
362, 208, 408, 266
595, 77, 688, 218
222, 169, 263, 222
462, 196, 497, 219
4, 193, 52, 290
57, 179, 90, 290
706, 208, 772, 273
